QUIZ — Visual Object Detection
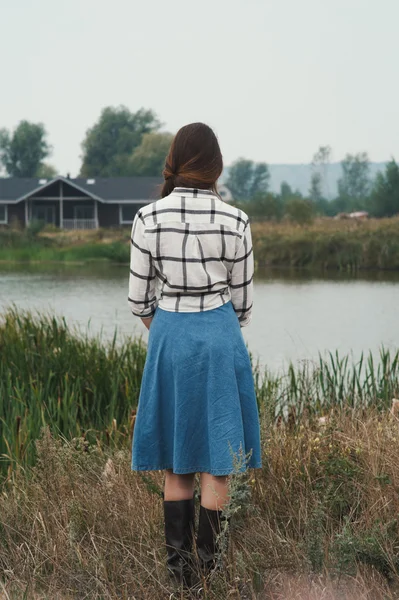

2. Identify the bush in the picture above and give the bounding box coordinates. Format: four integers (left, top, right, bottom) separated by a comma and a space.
285, 198, 315, 224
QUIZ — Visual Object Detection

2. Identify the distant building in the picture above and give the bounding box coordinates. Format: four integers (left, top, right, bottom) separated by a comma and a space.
334, 211, 369, 220
0, 176, 235, 229
0, 176, 158, 228
349, 211, 369, 220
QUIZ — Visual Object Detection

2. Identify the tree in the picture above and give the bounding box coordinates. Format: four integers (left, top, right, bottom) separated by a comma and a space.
37, 163, 57, 178
337, 152, 371, 208
280, 181, 293, 201
285, 198, 315, 224
80, 106, 161, 176
309, 172, 323, 203
247, 192, 282, 220
311, 145, 332, 199
0, 121, 51, 177
128, 132, 173, 176
226, 158, 270, 202
370, 159, 399, 217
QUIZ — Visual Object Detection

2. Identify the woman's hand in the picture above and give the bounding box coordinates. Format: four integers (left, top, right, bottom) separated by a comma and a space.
141, 317, 153, 330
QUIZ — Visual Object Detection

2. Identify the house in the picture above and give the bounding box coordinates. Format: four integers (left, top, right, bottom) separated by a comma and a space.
0, 176, 234, 229
0, 176, 163, 229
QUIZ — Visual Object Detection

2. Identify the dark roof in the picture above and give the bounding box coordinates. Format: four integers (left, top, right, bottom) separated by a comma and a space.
0, 176, 163, 203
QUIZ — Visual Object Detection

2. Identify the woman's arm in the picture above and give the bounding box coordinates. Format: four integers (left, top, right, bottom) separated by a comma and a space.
141, 317, 153, 330
128, 211, 157, 325
230, 220, 254, 327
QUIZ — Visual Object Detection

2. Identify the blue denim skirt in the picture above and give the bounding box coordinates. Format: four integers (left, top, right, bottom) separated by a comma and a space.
131, 301, 262, 475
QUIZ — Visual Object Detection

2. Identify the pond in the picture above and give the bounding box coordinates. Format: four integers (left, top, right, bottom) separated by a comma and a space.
1, 264, 399, 370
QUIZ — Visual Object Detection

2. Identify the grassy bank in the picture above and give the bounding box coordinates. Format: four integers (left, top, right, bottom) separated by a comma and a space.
2, 311, 399, 598
252, 217, 399, 270
0, 228, 129, 264
2, 217, 399, 270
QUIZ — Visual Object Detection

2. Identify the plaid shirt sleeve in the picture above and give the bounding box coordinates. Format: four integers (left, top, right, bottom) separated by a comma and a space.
128, 212, 157, 318
230, 220, 254, 327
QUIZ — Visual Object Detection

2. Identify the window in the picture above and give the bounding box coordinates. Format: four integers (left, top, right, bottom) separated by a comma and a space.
0, 205, 7, 224
120, 204, 140, 224
74, 205, 94, 220
32, 205, 55, 224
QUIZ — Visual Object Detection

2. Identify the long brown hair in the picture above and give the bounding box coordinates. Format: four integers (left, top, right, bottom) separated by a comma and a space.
161, 123, 223, 198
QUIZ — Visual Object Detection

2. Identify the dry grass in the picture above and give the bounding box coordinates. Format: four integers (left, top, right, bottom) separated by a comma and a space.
251, 216, 399, 236
2, 408, 399, 599
251, 216, 399, 270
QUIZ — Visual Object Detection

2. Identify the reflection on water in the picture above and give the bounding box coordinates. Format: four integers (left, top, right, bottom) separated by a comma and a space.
1, 264, 399, 370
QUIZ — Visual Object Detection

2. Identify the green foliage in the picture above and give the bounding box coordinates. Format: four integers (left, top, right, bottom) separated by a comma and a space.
128, 131, 173, 176
311, 145, 332, 199
284, 197, 315, 224
239, 193, 282, 220
331, 519, 399, 578
370, 159, 399, 217
337, 152, 371, 208
226, 158, 270, 201
0, 309, 147, 475
0, 120, 51, 177
36, 162, 57, 178
280, 181, 294, 201
80, 106, 161, 177
26, 218, 47, 238
309, 172, 323, 203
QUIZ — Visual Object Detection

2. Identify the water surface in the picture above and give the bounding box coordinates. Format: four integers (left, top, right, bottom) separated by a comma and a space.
1, 264, 398, 370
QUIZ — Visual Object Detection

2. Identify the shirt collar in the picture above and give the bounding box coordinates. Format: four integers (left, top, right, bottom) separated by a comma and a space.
172, 187, 219, 199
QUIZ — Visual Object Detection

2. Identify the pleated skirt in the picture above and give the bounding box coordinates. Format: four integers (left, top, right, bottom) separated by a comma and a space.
131, 301, 262, 475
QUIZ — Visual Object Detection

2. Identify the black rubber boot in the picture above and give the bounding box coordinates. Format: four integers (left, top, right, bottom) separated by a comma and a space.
196, 505, 228, 575
163, 498, 195, 588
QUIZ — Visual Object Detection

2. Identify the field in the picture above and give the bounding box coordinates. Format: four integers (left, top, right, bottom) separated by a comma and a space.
1, 310, 399, 598
2, 216, 399, 271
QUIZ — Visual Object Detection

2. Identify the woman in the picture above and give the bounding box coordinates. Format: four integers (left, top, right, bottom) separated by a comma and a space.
128, 123, 261, 587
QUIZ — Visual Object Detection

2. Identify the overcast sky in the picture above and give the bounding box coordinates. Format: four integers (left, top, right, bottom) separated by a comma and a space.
1, 0, 398, 176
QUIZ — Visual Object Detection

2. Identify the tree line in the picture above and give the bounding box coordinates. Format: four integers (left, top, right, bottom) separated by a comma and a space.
0, 108, 398, 220
229, 147, 399, 222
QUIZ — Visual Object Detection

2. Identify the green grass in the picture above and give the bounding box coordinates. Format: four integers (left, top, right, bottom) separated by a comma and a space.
0, 231, 129, 263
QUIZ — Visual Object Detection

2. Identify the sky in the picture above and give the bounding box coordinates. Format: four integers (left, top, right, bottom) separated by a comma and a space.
1, 0, 399, 177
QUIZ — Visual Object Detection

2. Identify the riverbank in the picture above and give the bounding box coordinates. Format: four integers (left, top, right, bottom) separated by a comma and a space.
1, 310, 399, 598
251, 216, 399, 270
2, 217, 399, 270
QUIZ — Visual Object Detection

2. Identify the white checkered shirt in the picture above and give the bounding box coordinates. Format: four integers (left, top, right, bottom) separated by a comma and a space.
128, 187, 254, 327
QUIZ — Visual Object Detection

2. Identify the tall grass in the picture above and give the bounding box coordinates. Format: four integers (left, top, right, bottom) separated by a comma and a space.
2, 409, 399, 598
1, 309, 399, 480
252, 217, 399, 270
0, 309, 146, 476
255, 350, 399, 423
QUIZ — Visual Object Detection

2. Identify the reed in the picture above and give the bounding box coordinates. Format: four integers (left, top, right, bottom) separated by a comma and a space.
251, 217, 399, 270
0, 308, 146, 477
